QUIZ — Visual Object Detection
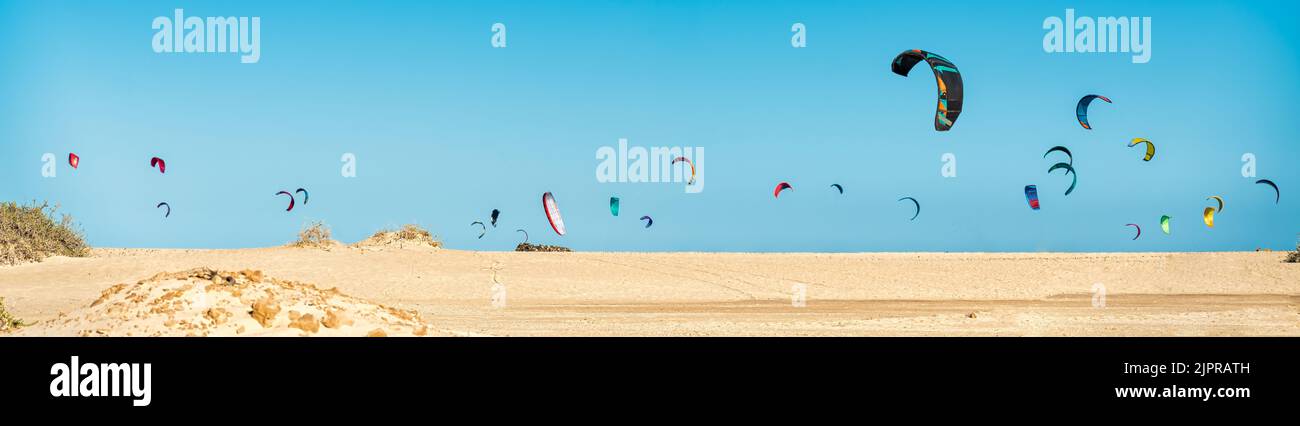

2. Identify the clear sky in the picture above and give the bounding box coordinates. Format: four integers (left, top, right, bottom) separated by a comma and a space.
2, 0, 1296, 252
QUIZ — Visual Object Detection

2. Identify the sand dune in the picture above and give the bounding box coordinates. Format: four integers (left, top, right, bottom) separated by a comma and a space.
1, 248, 1297, 336
10, 267, 440, 337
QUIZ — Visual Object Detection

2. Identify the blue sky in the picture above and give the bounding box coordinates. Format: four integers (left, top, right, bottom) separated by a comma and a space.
1, 0, 1296, 252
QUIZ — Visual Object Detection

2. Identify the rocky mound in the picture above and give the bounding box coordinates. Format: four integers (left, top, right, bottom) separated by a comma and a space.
515, 243, 572, 252
12, 268, 443, 337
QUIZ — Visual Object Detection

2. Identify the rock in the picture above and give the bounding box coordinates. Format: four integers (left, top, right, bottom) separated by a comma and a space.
249, 297, 281, 328
365, 328, 387, 337
288, 313, 319, 334
204, 308, 232, 325
322, 310, 353, 329
240, 269, 264, 282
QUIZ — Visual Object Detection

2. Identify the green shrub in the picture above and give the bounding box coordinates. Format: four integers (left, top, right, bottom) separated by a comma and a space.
0, 201, 89, 265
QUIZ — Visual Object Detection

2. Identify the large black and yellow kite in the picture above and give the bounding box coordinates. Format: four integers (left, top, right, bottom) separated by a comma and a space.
891, 49, 964, 131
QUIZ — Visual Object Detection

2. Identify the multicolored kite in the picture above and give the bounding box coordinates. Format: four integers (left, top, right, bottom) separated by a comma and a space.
1024, 185, 1040, 210
891, 49, 963, 131
543, 192, 566, 236
1076, 94, 1112, 130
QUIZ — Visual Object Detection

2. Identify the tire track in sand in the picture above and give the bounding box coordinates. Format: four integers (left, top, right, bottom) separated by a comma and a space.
584, 256, 759, 301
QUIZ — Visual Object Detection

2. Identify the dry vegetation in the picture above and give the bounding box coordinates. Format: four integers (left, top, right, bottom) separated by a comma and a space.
288, 220, 340, 250
1286, 238, 1300, 263
0, 297, 23, 331
352, 224, 441, 249
515, 243, 572, 252
0, 201, 89, 266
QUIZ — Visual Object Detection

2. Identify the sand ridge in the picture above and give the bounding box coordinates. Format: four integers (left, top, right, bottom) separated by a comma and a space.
10, 267, 444, 337
1, 248, 1298, 336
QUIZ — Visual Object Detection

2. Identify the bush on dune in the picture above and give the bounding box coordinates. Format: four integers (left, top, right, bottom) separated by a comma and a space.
392, 224, 439, 245
0, 201, 89, 265
289, 220, 340, 250
1286, 238, 1300, 264
353, 224, 441, 249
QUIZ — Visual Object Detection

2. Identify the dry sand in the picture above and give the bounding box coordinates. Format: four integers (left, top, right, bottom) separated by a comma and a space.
1, 247, 1297, 336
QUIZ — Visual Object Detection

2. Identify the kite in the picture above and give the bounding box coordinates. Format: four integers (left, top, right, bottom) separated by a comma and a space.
1128, 138, 1155, 162
774, 182, 793, 198
640, 216, 653, 228
898, 197, 920, 221
1125, 223, 1140, 240
610, 197, 620, 216
830, 184, 844, 194
1024, 185, 1040, 210
1206, 196, 1224, 214
1076, 94, 1112, 130
1255, 179, 1279, 204
516, 229, 529, 244
1043, 146, 1073, 165
471, 221, 486, 239
1160, 215, 1172, 235
490, 209, 500, 227
68, 153, 80, 169
542, 192, 566, 236
671, 156, 697, 185
275, 191, 295, 211
891, 49, 963, 131
150, 157, 166, 173
295, 188, 309, 205
1203, 207, 1215, 228
156, 202, 171, 218
1047, 162, 1078, 196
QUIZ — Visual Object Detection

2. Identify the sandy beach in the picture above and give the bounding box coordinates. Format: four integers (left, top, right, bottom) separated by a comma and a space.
1, 247, 1297, 336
